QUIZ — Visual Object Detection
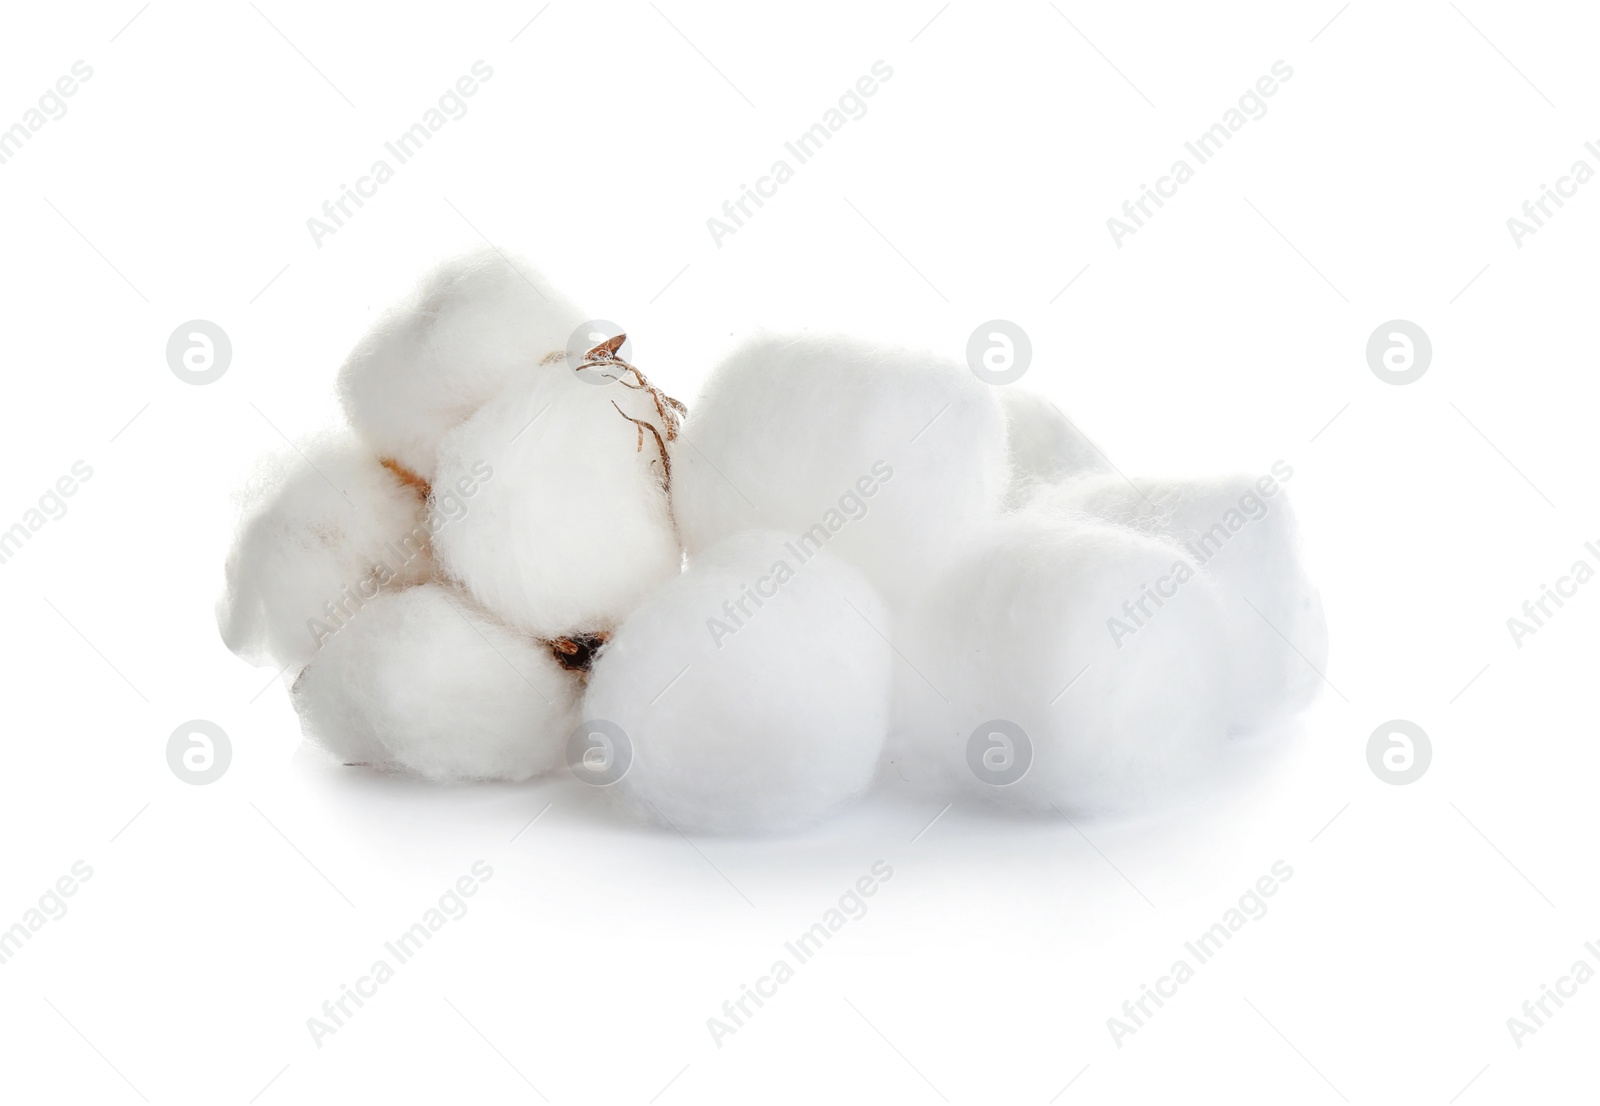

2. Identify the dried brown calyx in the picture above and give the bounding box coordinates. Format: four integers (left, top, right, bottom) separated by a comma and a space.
564, 334, 687, 491
547, 631, 610, 674
531, 334, 686, 675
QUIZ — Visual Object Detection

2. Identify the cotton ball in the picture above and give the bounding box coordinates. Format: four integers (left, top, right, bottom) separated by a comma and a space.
1029, 469, 1327, 726
583, 531, 891, 834
430, 355, 682, 641
218, 435, 433, 673
1000, 388, 1110, 507
337, 246, 589, 480
292, 584, 580, 782
893, 515, 1235, 813
673, 333, 1007, 610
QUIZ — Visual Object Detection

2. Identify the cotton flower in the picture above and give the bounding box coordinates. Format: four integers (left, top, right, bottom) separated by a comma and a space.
337, 246, 588, 481
293, 583, 581, 782
217, 433, 433, 673
429, 337, 683, 641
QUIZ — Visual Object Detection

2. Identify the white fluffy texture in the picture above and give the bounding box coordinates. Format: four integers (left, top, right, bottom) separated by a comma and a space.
1030, 472, 1327, 728
893, 515, 1236, 813
672, 333, 1008, 610
218, 435, 433, 672
292, 584, 580, 782
338, 247, 589, 479
1000, 388, 1110, 507
584, 531, 892, 834
430, 365, 681, 639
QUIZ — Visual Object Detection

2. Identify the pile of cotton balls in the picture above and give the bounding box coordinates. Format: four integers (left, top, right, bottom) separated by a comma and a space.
218, 247, 1327, 834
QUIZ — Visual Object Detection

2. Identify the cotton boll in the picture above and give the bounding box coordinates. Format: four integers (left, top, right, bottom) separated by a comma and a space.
430, 360, 681, 640
893, 515, 1236, 813
337, 246, 589, 479
218, 435, 433, 673
673, 333, 1007, 610
1000, 388, 1110, 508
583, 531, 891, 834
292, 584, 581, 782
1029, 470, 1327, 727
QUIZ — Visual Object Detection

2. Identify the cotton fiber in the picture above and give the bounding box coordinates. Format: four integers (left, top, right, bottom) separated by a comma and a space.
337, 246, 588, 480
893, 514, 1236, 813
219, 243, 1330, 829
1000, 388, 1110, 507
293, 584, 581, 782
430, 352, 683, 641
583, 531, 892, 834
671, 333, 1008, 610
217, 434, 433, 673
1029, 469, 1327, 728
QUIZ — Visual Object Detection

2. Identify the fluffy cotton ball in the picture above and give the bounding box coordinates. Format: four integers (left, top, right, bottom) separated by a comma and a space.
337, 246, 589, 479
292, 584, 581, 782
1000, 388, 1110, 507
583, 530, 892, 834
218, 435, 433, 673
892, 514, 1236, 813
1029, 468, 1327, 727
672, 333, 1008, 610
430, 359, 682, 640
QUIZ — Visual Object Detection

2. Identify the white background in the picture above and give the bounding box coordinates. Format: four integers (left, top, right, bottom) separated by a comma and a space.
0, 1, 1595, 1102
